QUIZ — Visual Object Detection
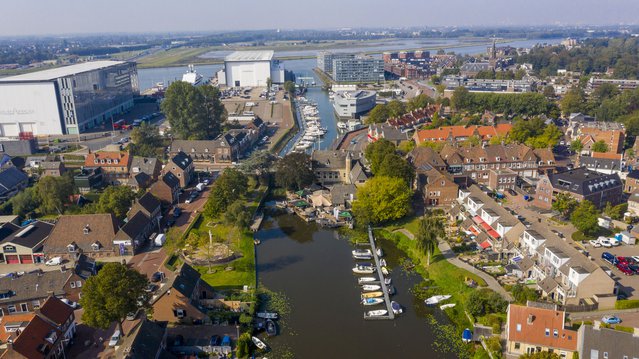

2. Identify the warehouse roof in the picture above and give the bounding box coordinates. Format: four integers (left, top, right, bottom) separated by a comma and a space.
225, 51, 274, 62
0, 61, 127, 82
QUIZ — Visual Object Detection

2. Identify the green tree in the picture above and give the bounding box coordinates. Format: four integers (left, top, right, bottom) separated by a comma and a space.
570, 200, 599, 235
10, 187, 39, 216
451, 86, 471, 111
224, 200, 252, 229
386, 100, 407, 118
591, 140, 609, 153
407, 94, 432, 111
560, 87, 587, 116
203, 168, 248, 218
266, 77, 272, 89
283, 80, 296, 94
129, 121, 164, 157
570, 139, 584, 153
511, 283, 540, 304
365, 104, 390, 124
161, 82, 225, 140
352, 176, 412, 224
35, 175, 74, 214
80, 262, 149, 335
543, 85, 555, 98
416, 215, 444, 266
236, 332, 252, 358
552, 192, 579, 218
238, 150, 275, 176
397, 140, 416, 154
95, 186, 136, 220
466, 289, 508, 317
364, 139, 397, 174
274, 152, 315, 190
604, 202, 627, 220
375, 153, 415, 186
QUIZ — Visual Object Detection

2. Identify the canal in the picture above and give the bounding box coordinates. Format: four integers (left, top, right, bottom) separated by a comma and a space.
255, 212, 456, 358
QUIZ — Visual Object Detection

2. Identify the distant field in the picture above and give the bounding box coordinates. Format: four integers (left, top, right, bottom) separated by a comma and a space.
136, 47, 221, 68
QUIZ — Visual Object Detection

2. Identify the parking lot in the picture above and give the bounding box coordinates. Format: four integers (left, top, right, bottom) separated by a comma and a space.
582, 243, 639, 299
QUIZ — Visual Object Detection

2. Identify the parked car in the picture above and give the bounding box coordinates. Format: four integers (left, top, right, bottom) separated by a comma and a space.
145, 283, 158, 293
632, 256, 639, 263
166, 218, 176, 227
602, 315, 622, 324
602, 252, 618, 265
60, 298, 78, 309
589, 239, 602, 248
126, 310, 139, 321
551, 230, 564, 239
151, 272, 164, 283
617, 256, 631, 265
209, 335, 221, 347
629, 264, 639, 274
108, 330, 121, 347
611, 238, 622, 246
203, 178, 211, 185
617, 263, 634, 276
45, 257, 62, 266
599, 238, 613, 248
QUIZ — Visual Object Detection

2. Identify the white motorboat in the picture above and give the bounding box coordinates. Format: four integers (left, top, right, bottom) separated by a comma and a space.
425, 295, 451, 306
295, 143, 311, 150
182, 64, 204, 86
391, 301, 403, 314
358, 276, 377, 284
376, 248, 384, 257
362, 284, 382, 291
440, 303, 456, 310
362, 298, 384, 306
252, 336, 267, 350
337, 122, 348, 130
353, 265, 375, 274
381, 267, 389, 276
256, 312, 279, 319
352, 249, 372, 257
365, 309, 388, 317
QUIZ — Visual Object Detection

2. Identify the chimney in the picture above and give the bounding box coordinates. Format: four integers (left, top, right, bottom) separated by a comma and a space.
527, 314, 535, 324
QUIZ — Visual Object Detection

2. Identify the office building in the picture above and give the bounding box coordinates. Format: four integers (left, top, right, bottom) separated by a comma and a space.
332, 57, 384, 83
332, 90, 376, 118
317, 52, 356, 74
0, 61, 139, 135
217, 51, 286, 87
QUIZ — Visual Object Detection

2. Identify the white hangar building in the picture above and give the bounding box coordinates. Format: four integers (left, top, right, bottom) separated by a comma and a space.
217, 51, 285, 87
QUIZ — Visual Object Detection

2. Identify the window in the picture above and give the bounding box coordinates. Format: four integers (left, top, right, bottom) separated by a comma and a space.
7, 305, 16, 314
516, 324, 522, 332
67, 244, 76, 252
3, 245, 16, 253
20, 303, 27, 312
32, 300, 40, 309
545, 328, 550, 337
514, 343, 520, 349
70, 282, 76, 288
176, 309, 185, 318
76, 281, 82, 288
603, 353, 608, 359
553, 329, 558, 337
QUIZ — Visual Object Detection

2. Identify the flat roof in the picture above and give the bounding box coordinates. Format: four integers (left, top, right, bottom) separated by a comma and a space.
225, 51, 274, 62
0, 61, 127, 82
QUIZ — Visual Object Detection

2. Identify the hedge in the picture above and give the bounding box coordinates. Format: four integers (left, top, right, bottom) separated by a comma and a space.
615, 299, 639, 310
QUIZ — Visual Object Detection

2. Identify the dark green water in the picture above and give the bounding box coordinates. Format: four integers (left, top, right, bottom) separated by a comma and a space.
255, 213, 457, 358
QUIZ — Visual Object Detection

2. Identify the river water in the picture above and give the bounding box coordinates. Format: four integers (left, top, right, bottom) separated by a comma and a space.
255, 212, 456, 358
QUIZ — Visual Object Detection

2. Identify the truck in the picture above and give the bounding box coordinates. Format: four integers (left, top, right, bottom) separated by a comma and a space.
196, 183, 205, 192
154, 233, 166, 247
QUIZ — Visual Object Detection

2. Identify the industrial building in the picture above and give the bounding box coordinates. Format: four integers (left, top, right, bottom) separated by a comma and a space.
332, 57, 384, 83
0, 61, 139, 136
332, 90, 377, 118
217, 51, 286, 87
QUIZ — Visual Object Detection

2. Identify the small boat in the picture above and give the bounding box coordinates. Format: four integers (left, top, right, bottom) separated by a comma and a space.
425, 295, 451, 306
252, 336, 267, 350
440, 303, 456, 310
337, 122, 347, 130
352, 265, 375, 274
362, 284, 381, 291
384, 277, 392, 285
362, 298, 384, 306
379, 259, 387, 267
387, 285, 396, 295
376, 248, 384, 257
352, 249, 372, 257
254, 239, 261, 245
365, 309, 388, 317
462, 328, 473, 343
391, 301, 403, 314
353, 254, 373, 260
256, 312, 279, 319
358, 276, 378, 284
361, 291, 384, 299
266, 319, 277, 336
381, 267, 389, 276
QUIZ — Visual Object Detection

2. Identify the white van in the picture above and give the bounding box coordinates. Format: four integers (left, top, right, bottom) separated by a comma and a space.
108, 330, 121, 347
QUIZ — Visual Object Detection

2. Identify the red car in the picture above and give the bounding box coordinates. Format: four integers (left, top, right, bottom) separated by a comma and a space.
617, 256, 631, 265
617, 263, 634, 276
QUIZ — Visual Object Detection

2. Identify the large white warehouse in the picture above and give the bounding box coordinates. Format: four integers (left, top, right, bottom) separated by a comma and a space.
0, 61, 139, 136
217, 51, 285, 87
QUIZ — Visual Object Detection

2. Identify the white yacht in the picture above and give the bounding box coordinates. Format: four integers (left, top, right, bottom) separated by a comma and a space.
182, 64, 205, 86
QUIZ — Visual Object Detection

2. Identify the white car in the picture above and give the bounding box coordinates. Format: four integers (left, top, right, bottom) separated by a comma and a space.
60, 298, 78, 309
45, 257, 62, 266
611, 238, 622, 246
599, 238, 613, 248
108, 330, 121, 347
589, 239, 602, 248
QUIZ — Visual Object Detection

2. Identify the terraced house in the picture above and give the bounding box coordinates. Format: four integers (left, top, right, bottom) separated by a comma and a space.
84, 151, 132, 185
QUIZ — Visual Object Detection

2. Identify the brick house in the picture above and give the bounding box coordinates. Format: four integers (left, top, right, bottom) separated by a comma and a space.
625, 170, 639, 193
506, 303, 577, 357
413, 124, 512, 145
84, 151, 132, 185
169, 138, 236, 172
129, 192, 162, 222
166, 151, 195, 188
0, 220, 53, 265
40, 161, 66, 177
152, 264, 214, 324
414, 166, 458, 208
113, 212, 153, 254
149, 172, 181, 207
43, 214, 121, 261
488, 168, 517, 191
1, 296, 76, 359
534, 167, 623, 210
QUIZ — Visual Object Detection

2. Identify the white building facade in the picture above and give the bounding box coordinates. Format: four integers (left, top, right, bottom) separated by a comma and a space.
217, 51, 285, 87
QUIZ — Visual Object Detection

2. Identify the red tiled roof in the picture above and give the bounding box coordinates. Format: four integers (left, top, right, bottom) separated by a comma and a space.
85, 151, 131, 168
414, 124, 512, 143
507, 304, 577, 351
38, 296, 74, 327
11, 315, 61, 359
0, 313, 35, 342
480, 240, 492, 249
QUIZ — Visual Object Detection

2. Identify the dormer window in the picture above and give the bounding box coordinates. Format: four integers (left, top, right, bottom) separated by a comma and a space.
204, 148, 209, 153
94, 159, 98, 164
107, 159, 112, 164
83, 224, 91, 235
496, 157, 501, 161
114, 159, 119, 164
100, 159, 105, 164
91, 242, 101, 251
67, 243, 76, 252
480, 158, 485, 163
191, 148, 195, 153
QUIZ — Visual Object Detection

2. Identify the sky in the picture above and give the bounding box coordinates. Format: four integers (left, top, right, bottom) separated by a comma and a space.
3, 0, 639, 36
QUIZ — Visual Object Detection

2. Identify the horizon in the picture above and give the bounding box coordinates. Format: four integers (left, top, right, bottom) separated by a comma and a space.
2, 0, 639, 37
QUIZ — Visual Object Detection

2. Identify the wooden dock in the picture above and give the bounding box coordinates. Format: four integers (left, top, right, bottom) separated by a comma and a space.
363, 226, 395, 320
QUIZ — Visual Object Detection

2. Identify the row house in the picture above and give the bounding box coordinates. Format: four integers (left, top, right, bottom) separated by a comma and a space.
534, 167, 623, 210
456, 185, 526, 255
84, 151, 132, 185
386, 104, 439, 131
514, 226, 616, 309
413, 124, 512, 145
577, 127, 625, 155
169, 137, 237, 172
149, 172, 181, 208
42, 214, 122, 261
